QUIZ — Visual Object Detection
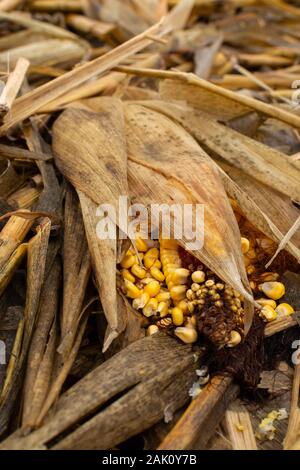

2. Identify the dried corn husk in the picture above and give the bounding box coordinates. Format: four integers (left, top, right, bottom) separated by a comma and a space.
142, 100, 300, 261
142, 100, 300, 203
0, 40, 86, 69
53, 98, 128, 348
124, 102, 255, 331
0, 0, 194, 135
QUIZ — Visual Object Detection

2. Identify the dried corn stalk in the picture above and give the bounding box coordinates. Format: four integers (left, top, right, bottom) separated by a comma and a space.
225, 401, 257, 450
0, 334, 200, 450
0, 221, 51, 435
0, 0, 194, 135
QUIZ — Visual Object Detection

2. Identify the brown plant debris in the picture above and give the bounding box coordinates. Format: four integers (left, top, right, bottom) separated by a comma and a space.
0, 0, 299, 453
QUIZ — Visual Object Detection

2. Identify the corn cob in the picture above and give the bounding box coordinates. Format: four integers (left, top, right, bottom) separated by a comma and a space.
119, 228, 295, 347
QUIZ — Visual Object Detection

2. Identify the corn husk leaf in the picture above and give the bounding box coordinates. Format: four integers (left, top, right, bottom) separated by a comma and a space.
0, 11, 82, 41
124, 103, 255, 332
53, 98, 128, 204
78, 191, 124, 351
59, 187, 91, 357
160, 77, 253, 121
0, 220, 51, 435
142, 100, 300, 261
53, 98, 128, 348
39, 52, 160, 113
99, 0, 152, 36
159, 75, 300, 129
144, 100, 300, 203
0, 40, 86, 69
22, 258, 61, 429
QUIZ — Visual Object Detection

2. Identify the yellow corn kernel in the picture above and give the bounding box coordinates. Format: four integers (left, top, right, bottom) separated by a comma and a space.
247, 248, 257, 260
170, 285, 187, 301
132, 292, 150, 310
243, 256, 252, 268
256, 298, 277, 309
161, 251, 180, 260
144, 280, 160, 297
184, 315, 197, 328
177, 299, 189, 314
247, 265, 255, 275
153, 259, 162, 269
275, 303, 294, 316
131, 264, 146, 279
139, 277, 156, 285
259, 282, 285, 300
187, 301, 196, 313
191, 270, 205, 284
174, 326, 198, 344
156, 291, 171, 302
172, 307, 184, 326
157, 301, 169, 317
150, 266, 165, 282
170, 268, 190, 285
241, 237, 250, 254
259, 272, 279, 282
259, 238, 276, 253
160, 239, 178, 249
135, 237, 148, 252
186, 289, 194, 301
161, 258, 181, 269
124, 280, 142, 299
227, 330, 242, 347
120, 254, 136, 269
143, 298, 158, 317
146, 324, 159, 336
121, 269, 135, 283
160, 248, 180, 255
260, 305, 277, 322
143, 248, 159, 269
191, 283, 200, 292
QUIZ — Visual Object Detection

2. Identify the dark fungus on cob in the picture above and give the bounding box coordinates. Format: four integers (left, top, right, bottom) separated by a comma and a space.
119, 213, 295, 348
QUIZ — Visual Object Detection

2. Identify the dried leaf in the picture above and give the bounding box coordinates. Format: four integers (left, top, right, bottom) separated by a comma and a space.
0, 221, 51, 435
0, 0, 191, 135
145, 100, 300, 203
225, 401, 257, 450
53, 99, 128, 346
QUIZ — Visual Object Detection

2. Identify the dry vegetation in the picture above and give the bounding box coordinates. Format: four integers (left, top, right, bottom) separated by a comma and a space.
0, 0, 300, 451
